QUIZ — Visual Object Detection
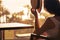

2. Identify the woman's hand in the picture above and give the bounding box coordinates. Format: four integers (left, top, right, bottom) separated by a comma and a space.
31, 8, 37, 17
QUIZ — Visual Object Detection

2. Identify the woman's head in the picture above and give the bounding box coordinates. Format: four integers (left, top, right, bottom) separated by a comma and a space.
44, 0, 60, 16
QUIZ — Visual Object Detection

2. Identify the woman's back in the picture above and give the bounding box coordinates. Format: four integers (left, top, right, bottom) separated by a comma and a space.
45, 17, 60, 40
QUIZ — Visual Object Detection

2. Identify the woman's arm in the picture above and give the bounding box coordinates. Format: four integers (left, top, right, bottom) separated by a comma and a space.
31, 9, 40, 33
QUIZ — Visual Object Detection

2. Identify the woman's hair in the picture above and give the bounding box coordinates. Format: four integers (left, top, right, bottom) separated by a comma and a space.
44, 0, 60, 16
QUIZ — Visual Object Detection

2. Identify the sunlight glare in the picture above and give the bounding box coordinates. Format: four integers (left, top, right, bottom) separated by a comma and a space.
2, 0, 31, 13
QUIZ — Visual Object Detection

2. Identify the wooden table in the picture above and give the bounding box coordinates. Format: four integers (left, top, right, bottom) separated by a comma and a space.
0, 23, 33, 40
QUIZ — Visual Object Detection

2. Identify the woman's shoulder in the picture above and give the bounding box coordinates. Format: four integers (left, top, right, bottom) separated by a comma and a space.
46, 17, 58, 21
43, 17, 55, 25
46, 16, 60, 24
45, 17, 55, 26
46, 17, 53, 22
49, 16, 60, 22
41, 17, 55, 30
